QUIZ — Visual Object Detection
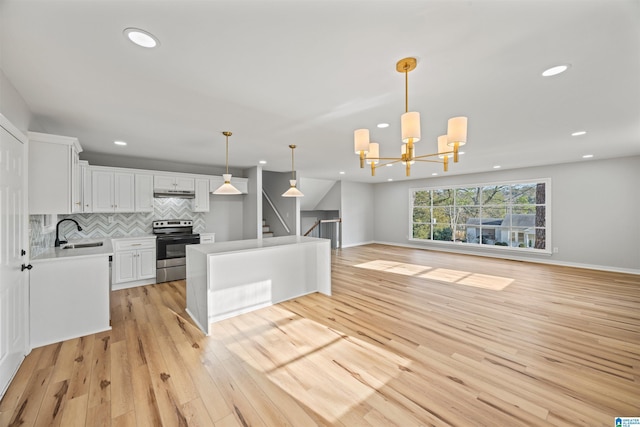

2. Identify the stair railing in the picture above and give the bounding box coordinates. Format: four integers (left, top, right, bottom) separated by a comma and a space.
304, 218, 342, 249
262, 189, 291, 234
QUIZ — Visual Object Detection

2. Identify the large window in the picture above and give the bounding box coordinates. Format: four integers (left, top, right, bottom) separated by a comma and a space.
410, 179, 549, 253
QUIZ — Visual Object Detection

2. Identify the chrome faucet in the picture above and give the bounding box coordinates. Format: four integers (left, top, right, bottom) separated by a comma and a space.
54, 218, 83, 247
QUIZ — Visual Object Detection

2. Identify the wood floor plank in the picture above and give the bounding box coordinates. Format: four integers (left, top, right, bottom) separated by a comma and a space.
86, 332, 111, 409
57, 394, 88, 427
109, 340, 134, 418
1, 244, 638, 426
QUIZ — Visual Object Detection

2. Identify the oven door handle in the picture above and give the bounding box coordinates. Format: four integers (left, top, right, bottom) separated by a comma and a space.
158, 236, 198, 241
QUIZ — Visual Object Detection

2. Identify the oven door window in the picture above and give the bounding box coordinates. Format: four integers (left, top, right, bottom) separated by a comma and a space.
157, 236, 200, 260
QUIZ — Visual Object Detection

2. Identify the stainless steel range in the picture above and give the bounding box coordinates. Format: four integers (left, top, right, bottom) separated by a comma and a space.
153, 220, 200, 283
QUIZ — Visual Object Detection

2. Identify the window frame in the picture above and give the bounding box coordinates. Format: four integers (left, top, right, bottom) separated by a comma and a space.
408, 178, 551, 254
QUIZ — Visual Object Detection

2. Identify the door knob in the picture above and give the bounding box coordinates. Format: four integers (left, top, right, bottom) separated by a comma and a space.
21, 264, 33, 271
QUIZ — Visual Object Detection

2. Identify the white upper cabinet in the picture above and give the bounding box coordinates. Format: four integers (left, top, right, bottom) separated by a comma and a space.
91, 169, 135, 213
154, 174, 195, 192
193, 178, 210, 212
80, 160, 92, 213
134, 174, 154, 212
28, 131, 83, 214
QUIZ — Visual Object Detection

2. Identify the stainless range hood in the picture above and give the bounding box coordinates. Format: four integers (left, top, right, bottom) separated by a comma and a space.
153, 190, 195, 199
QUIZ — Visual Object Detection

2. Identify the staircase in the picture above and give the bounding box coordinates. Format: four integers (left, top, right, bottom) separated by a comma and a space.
262, 220, 274, 238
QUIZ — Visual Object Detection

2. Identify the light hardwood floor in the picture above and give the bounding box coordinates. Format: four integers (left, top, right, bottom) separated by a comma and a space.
1, 244, 639, 426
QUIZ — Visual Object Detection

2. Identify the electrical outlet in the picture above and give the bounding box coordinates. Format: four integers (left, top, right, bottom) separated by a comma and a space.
108, 216, 114, 224
553, 247, 558, 253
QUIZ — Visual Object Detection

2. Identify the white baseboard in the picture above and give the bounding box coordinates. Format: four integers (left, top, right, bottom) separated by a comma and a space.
341, 240, 375, 249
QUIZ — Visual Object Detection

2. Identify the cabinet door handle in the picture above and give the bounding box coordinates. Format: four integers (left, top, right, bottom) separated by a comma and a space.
75, 202, 81, 205
131, 243, 142, 246
21, 264, 33, 271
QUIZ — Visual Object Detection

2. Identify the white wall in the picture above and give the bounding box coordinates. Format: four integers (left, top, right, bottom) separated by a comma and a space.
341, 181, 375, 247
373, 156, 640, 273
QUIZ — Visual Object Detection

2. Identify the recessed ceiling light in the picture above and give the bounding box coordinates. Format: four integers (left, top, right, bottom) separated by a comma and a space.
124, 28, 159, 48
493, 165, 501, 169
387, 178, 393, 182
386, 164, 393, 167
582, 154, 594, 159
432, 172, 438, 176
377, 123, 389, 128
571, 131, 587, 136
459, 151, 465, 155
339, 171, 345, 175
114, 140, 127, 146
259, 160, 267, 165
542, 64, 570, 77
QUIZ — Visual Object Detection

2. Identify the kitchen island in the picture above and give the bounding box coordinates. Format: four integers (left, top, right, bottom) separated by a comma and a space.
186, 235, 331, 334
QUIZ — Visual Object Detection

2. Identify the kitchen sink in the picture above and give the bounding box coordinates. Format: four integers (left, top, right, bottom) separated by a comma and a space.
62, 241, 104, 249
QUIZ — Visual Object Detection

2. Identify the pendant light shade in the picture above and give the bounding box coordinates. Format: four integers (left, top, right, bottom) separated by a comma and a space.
447, 116, 468, 147
214, 173, 241, 195
438, 134, 449, 159
213, 131, 241, 195
366, 143, 380, 164
282, 145, 304, 197
401, 111, 421, 143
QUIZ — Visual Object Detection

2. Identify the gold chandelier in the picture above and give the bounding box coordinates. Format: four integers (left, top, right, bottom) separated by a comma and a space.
354, 57, 468, 176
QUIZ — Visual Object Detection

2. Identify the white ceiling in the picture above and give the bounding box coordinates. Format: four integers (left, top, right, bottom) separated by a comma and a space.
1, 0, 639, 183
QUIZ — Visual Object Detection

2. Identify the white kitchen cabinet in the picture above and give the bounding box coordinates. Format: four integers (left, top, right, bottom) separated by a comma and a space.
194, 178, 210, 212
210, 175, 248, 194
154, 174, 195, 192
135, 173, 154, 212
91, 169, 135, 212
28, 131, 83, 214
80, 160, 92, 212
112, 237, 156, 290
30, 254, 110, 348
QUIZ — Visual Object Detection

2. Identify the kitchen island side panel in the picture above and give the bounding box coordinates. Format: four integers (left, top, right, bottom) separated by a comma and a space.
185, 237, 331, 333
185, 245, 209, 334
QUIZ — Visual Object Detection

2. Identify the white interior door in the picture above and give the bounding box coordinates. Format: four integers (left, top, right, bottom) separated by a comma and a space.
0, 116, 28, 397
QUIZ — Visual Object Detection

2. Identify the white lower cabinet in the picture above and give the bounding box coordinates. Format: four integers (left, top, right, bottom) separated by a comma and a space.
30, 255, 110, 348
200, 232, 215, 243
112, 237, 156, 290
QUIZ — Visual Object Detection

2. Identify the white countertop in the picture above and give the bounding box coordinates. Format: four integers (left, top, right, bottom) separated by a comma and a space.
32, 238, 114, 262
188, 235, 328, 256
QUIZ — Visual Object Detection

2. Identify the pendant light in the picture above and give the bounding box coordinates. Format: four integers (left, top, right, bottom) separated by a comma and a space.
213, 131, 241, 195
282, 144, 304, 197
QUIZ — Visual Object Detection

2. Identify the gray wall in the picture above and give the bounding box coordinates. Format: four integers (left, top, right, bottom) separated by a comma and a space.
204, 195, 244, 242
341, 181, 375, 247
0, 68, 33, 133
373, 156, 640, 273
315, 181, 341, 211
81, 152, 243, 177
262, 170, 297, 236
